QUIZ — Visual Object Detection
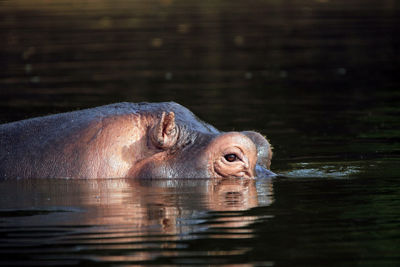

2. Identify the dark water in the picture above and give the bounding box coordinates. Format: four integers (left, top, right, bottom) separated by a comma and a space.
1, 0, 399, 266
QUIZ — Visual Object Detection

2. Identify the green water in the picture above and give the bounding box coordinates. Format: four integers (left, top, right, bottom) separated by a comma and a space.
1, 0, 399, 265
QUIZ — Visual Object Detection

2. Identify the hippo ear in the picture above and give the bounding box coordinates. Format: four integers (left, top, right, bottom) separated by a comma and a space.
151, 111, 178, 149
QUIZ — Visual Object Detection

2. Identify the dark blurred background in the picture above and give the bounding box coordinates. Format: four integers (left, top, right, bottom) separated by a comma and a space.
1, 0, 399, 169
1, 2, 399, 265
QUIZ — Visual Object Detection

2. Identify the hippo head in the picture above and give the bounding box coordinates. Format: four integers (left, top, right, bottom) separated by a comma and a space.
132, 104, 275, 179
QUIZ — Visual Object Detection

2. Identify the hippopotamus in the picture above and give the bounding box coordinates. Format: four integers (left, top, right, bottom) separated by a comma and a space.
0, 102, 274, 179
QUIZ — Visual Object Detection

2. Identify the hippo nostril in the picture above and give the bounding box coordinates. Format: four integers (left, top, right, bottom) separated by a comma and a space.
255, 165, 277, 178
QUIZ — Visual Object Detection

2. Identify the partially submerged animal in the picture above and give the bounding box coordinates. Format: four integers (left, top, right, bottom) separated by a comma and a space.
0, 102, 274, 179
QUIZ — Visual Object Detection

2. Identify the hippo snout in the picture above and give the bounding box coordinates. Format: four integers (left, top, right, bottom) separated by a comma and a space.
255, 165, 277, 178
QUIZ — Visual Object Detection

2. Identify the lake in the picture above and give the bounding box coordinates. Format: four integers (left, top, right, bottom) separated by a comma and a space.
0, 0, 399, 266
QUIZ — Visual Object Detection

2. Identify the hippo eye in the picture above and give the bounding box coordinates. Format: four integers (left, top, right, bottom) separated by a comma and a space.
224, 154, 238, 162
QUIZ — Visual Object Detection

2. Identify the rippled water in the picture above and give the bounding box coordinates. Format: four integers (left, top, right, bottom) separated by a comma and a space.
1, 176, 399, 266
1, 0, 399, 266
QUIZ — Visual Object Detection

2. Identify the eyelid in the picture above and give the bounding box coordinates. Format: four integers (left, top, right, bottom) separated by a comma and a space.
235, 153, 244, 162
222, 144, 245, 158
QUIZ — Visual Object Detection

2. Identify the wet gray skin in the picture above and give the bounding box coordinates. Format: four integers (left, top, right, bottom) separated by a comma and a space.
0, 102, 275, 179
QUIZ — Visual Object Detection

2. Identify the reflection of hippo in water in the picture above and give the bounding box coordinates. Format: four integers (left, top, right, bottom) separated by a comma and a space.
0, 102, 274, 179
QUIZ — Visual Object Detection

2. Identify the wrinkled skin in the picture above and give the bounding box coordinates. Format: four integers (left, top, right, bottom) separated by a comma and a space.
0, 102, 275, 179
